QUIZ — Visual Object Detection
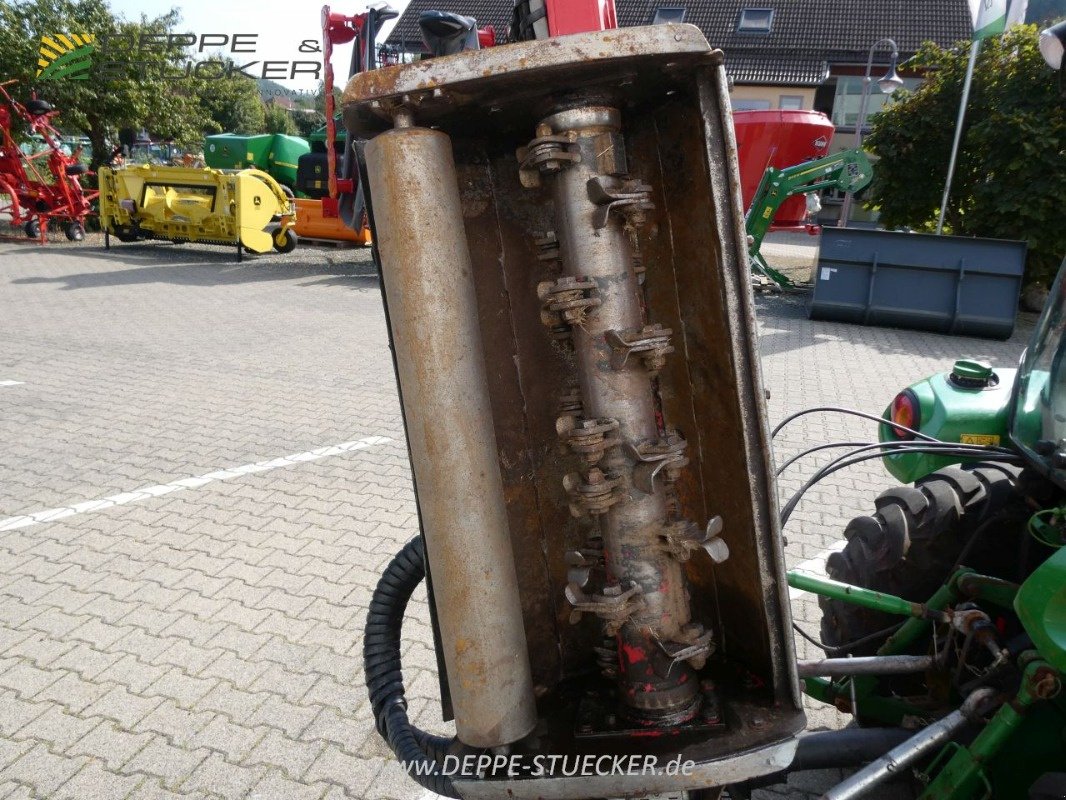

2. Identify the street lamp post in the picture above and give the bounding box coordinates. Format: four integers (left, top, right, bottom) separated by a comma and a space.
838, 37, 904, 227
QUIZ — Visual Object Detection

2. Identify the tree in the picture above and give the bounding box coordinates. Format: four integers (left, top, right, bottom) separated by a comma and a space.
864, 25, 1066, 286
0, 0, 206, 167
1027, 0, 1066, 25
291, 109, 324, 138
198, 63, 266, 135
0, 0, 273, 167
262, 102, 298, 136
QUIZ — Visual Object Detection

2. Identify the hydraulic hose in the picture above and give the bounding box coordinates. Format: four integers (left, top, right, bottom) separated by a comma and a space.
364, 536, 464, 798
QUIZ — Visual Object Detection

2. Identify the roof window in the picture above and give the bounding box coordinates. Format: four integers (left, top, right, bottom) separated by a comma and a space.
737, 8, 774, 33
652, 7, 687, 24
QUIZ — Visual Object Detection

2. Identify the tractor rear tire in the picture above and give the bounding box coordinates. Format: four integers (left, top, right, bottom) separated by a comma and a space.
819, 461, 1024, 656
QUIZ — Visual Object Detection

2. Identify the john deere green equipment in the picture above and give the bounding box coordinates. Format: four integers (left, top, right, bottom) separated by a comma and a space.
763, 257, 1066, 799
204, 133, 310, 191
746, 148, 873, 290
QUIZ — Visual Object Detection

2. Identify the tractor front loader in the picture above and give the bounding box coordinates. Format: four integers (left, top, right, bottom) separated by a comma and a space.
347, 24, 805, 800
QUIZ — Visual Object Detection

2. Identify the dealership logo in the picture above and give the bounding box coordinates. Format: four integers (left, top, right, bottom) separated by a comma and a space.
37, 34, 96, 81
34, 32, 322, 82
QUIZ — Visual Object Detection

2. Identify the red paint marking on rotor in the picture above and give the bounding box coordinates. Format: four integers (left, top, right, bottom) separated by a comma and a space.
620, 642, 646, 665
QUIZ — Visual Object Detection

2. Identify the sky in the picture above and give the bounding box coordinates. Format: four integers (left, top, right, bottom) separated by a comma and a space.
109, 0, 414, 91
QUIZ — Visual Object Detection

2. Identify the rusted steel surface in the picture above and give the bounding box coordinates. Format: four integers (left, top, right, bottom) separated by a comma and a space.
350, 23, 804, 794
451, 140, 585, 687
533, 104, 701, 720
365, 126, 536, 748
343, 26, 719, 110
629, 73, 800, 707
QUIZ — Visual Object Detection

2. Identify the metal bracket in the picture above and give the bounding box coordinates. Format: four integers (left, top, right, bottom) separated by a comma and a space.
565, 548, 604, 589
660, 516, 729, 563
604, 324, 674, 376
538, 276, 601, 329
587, 175, 654, 230
517, 129, 581, 187
563, 468, 625, 518
655, 622, 715, 670
565, 581, 644, 635
624, 432, 688, 493
557, 416, 620, 465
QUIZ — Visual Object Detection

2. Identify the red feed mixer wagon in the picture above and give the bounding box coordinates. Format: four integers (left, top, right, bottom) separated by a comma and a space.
733, 108, 835, 230
0, 80, 97, 243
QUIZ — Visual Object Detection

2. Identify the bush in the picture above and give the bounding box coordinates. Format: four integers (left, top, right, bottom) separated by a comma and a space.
865, 25, 1066, 287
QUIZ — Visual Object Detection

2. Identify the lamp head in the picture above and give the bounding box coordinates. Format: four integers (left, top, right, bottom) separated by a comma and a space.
1040, 19, 1066, 96
877, 53, 904, 94
1040, 20, 1065, 71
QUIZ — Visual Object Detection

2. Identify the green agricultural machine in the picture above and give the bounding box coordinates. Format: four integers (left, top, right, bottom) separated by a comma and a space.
768, 259, 1066, 799
745, 148, 873, 291
203, 132, 310, 192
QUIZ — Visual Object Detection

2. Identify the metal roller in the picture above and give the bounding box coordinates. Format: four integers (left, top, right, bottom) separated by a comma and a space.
531, 105, 702, 719
365, 120, 537, 748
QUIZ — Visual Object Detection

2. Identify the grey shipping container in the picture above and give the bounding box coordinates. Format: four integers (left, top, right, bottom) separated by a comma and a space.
808, 228, 1026, 340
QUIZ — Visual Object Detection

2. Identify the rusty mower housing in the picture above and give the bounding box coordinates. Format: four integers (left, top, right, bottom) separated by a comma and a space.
350, 26, 804, 798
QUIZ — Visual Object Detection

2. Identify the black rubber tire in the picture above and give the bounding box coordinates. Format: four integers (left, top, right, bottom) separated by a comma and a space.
272, 229, 297, 254
820, 461, 1024, 656
64, 163, 88, 177
24, 219, 41, 239
25, 98, 52, 116
64, 222, 84, 241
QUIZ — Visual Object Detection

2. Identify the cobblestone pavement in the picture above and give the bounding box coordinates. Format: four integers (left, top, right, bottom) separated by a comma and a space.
0, 241, 1033, 799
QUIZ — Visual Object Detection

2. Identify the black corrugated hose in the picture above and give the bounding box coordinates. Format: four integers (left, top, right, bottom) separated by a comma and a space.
364, 536, 463, 798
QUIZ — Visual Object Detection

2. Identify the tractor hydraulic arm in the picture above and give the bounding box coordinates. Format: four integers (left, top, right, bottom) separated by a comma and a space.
746, 148, 873, 288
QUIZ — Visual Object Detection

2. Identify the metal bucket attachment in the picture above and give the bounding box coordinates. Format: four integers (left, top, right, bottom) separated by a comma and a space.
347, 24, 804, 797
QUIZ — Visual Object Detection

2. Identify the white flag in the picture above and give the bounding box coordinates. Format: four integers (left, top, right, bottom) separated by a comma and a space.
974, 0, 1008, 39
1005, 0, 1028, 28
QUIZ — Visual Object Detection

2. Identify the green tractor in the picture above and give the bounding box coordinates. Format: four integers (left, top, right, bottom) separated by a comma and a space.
760, 24, 1066, 799
772, 258, 1066, 800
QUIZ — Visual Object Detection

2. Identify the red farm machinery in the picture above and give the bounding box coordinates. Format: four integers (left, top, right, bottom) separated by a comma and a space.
0, 80, 97, 244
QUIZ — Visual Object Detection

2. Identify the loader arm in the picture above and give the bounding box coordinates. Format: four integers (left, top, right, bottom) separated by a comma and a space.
746, 148, 873, 289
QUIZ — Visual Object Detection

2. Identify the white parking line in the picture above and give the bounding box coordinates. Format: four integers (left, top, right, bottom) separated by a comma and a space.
0, 435, 392, 532
788, 540, 847, 600
0, 380, 24, 387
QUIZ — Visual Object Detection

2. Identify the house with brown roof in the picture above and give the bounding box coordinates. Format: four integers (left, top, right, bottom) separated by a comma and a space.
386, 0, 973, 147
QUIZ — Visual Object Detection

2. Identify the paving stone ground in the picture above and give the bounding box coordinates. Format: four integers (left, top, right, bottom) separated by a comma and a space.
0, 238, 1033, 799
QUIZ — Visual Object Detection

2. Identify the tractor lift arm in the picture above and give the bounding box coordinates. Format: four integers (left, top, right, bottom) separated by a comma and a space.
746, 148, 873, 289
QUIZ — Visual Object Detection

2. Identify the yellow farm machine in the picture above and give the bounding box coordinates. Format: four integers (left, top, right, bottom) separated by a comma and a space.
98, 164, 297, 261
